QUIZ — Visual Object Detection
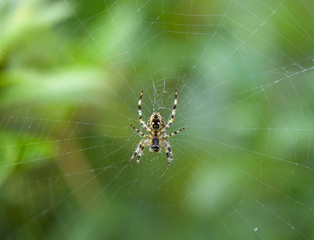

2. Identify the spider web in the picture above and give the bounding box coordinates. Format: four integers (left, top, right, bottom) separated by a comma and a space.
1, 0, 314, 239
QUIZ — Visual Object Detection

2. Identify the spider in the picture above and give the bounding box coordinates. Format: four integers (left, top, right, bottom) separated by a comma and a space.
129, 90, 185, 167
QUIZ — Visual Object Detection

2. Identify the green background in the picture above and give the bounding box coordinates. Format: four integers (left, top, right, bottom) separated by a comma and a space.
0, 0, 313, 239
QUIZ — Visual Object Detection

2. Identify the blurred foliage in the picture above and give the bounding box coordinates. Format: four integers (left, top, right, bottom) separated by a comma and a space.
0, 0, 314, 240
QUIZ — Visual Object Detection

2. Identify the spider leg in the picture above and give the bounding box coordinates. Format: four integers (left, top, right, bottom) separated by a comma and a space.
138, 91, 151, 133
136, 144, 145, 166
130, 139, 145, 165
165, 90, 178, 130
130, 124, 147, 138
165, 141, 174, 167
168, 128, 185, 138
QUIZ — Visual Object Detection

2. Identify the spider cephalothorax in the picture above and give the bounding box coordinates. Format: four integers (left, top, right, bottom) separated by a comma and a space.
147, 112, 165, 131
129, 90, 185, 167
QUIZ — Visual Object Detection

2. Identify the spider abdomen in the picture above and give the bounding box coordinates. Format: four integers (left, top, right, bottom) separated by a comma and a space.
152, 136, 159, 152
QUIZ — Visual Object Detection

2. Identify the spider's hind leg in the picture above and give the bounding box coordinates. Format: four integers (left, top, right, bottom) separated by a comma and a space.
130, 139, 145, 165
165, 141, 174, 167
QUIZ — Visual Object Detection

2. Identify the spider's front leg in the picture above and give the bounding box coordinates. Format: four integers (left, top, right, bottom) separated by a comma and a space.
165, 90, 178, 131
130, 139, 145, 165
130, 124, 147, 138
138, 91, 151, 133
168, 128, 185, 138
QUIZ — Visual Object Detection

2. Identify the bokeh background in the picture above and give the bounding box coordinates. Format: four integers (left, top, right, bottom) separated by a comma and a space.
0, 0, 313, 239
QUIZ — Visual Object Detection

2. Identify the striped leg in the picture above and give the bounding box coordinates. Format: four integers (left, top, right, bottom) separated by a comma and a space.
165, 90, 178, 130
136, 144, 145, 165
130, 139, 145, 165
130, 124, 147, 138
138, 91, 151, 133
168, 128, 185, 138
165, 141, 174, 167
